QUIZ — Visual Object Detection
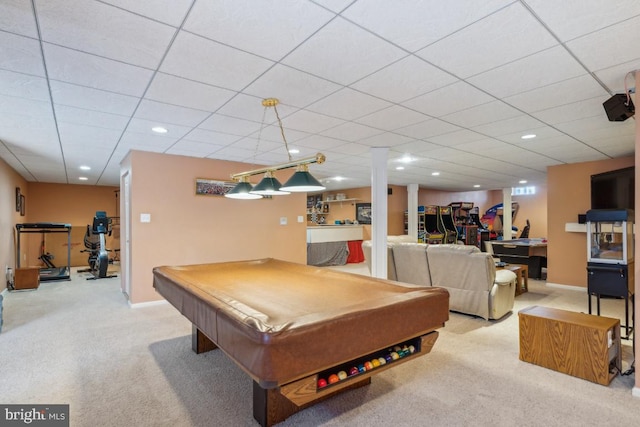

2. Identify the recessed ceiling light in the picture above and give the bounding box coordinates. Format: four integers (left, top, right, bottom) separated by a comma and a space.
79, 177, 88, 181
521, 134, 536, 140
431, 172, 440, 176
399, 155, 413, 163
333, 176, 346, 181
79, 165, 91, 171
288, 148, 300, 154
519, 180, 528, 184
152, 126, 168, 134
473, 184, 481, 188
396, 166, 405, 170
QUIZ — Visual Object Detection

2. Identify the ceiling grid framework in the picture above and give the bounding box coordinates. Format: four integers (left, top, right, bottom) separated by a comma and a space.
0, 0, 638, 191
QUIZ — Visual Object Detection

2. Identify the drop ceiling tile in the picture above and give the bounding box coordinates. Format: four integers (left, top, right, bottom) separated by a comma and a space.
183, 128, 241, 146
504, 74, 609, 113
243, 64, 341, 108
228, 136, 284, 154
567, 15, 640, 71
50, 81, 139, 116
392, 140, 442, 154
594, 60, 640, 93
101, 0, 194, 27
216, 93, 297, 123
312, 0, 354, 14
394, 119, 461, 139
358, 132, 413, 147
295, 134, 349, 151
355, 105, 428, 131
0, 0, 37, 38
118, 131, 177, 151
472, 115, 546, 137
335, 143, 369, 155
0, 32, 44, 76
455, 139, 515, 155
307, 88, 392, 121
416, 3, 558, 78
251, 124, 310, 144
467, 46, 586, 98
343, 0, 514, 52
168, 139, 225, 155
427, 129, 487, 147
526, 0, 640, 42
0, 94, 52, 117
281, 110, 345, 134
402, 81, 494, 118
198, 114, 262, 136
126, 117, 192, 139
440, 101, 521, 129
160, 31, 274, 91
145, 73, 236, 112
0, 70, 49, 101
134, 99, 210, 127
282, 17, 405, 85
56, 105, 129, 130
185, 0, 333, 60
530, 96, 605, 125
320, 122, 384, 142
350, 56, 459, 103
37, 0, 175, 69
44, 44, 153, 96
58, 122, 122, 149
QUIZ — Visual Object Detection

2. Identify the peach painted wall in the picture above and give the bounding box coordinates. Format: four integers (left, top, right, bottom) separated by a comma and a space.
0, 157, 28, 292
635, 71, 640, 393
122, 151, 308, 304
317, 185, 408, 240
23, 183, 118, 267
547, 156, 634, 287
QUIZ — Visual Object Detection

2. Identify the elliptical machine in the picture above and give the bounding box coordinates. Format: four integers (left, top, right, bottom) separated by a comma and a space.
81, 211, 117, 280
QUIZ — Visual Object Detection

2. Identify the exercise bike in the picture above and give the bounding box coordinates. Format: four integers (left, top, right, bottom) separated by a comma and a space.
80, 211, 117, 280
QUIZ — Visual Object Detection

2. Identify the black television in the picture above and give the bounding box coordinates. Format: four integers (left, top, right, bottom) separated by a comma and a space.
590, 166, 635, 210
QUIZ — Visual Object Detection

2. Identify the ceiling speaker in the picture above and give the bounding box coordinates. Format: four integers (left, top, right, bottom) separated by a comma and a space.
603, 93, 635, 121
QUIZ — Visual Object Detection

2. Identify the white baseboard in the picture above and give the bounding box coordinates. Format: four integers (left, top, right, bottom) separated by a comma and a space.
1, 288, 7, 297
128, 299, 168, 309
633, 386, 640, 398
545, 282, 586, 292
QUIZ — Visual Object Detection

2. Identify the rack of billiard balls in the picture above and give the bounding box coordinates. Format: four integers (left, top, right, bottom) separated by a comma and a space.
317, 344, 416, 389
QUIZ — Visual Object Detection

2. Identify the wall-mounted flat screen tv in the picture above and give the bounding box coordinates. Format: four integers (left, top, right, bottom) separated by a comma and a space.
590, 166, 635, 210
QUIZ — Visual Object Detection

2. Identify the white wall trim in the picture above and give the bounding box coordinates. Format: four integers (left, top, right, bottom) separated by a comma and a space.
632, 386, 640, 398
128, 299, 168, 309
545, 282, 586, 292
1, 288, 7, 297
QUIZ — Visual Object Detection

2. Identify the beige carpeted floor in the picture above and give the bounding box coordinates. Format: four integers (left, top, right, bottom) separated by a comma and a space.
0, 265, 638, 426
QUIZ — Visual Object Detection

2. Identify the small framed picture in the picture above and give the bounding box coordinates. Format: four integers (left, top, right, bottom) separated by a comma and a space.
356, 203, 372, 224
20, 194, 25, 216
15, 187, 21, 212
195, 178, 235, 196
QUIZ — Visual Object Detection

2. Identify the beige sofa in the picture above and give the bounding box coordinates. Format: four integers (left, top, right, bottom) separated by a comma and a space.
362, 239, 517, 320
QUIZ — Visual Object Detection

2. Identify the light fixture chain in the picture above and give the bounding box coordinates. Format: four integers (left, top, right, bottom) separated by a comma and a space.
253, 105, 269, 168
273, 104, 292, 162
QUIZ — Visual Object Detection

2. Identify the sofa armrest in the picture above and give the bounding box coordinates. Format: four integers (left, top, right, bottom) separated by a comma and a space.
494, 269, 517, 285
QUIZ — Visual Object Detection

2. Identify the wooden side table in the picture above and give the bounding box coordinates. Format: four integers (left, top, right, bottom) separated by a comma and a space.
497, 264, 528, 295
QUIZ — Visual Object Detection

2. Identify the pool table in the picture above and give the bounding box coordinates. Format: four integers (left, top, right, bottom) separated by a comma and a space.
153, 258, 449, 426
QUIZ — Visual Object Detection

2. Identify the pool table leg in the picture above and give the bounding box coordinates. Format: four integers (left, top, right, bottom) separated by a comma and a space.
191, 325, 217, 354
252, 377, 371, 427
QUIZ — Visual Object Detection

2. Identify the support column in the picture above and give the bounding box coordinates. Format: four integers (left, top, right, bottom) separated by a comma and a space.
502, 188, 512, 241
371, 147, 389, 279
407, 184, 419, 241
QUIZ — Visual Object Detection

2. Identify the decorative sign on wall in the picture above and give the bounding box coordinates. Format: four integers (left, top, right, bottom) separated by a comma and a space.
195, 179, 235, 196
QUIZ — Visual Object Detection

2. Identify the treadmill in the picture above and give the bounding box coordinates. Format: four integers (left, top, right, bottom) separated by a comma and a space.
16, 223, 72, 281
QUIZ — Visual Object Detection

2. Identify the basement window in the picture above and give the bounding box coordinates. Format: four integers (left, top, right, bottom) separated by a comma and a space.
512, 186, 536, 196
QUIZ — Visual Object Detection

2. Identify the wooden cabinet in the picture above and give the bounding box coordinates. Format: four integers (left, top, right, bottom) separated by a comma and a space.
14, 267, 40, 290
519, 306, 621, 385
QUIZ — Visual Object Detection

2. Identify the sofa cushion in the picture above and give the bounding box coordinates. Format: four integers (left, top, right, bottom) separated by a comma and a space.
392, 243, 431, 287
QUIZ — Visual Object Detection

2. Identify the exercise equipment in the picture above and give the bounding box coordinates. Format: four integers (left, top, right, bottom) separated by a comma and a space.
80, 211, 117, 280
16, 223, 72, 281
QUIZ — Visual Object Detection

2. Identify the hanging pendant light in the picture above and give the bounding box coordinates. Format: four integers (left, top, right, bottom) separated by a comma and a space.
281, 163, 325, 192
250, 170, 290, 196
224, 176, 262, 199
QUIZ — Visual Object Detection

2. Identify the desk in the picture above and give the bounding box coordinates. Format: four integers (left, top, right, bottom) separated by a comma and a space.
153, 258, 449, 426
489, 239, 547, 279
496, 264, 528, 295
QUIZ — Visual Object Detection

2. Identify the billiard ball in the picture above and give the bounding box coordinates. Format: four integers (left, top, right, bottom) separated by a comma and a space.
371, 359, 381, 368
408, 345, 415, 354
358, 364, 366, 373
364, 361, 373, 370
390, 351, 400, 360
328, 374, 339, 384
337, 371, 347, 380
385, 354, 393, 363
394, 345, 402, 352
349, 366, 359, 376
318, 378, 327, 388
378, 357, 387, 365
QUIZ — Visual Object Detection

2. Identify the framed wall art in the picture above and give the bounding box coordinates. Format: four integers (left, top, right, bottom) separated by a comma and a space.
15, 187, 21, 212
195, 178, 235, 196
356, 203, 372, 224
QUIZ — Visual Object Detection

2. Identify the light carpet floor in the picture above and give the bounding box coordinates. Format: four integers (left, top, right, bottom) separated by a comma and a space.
0, 266, 638, 426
